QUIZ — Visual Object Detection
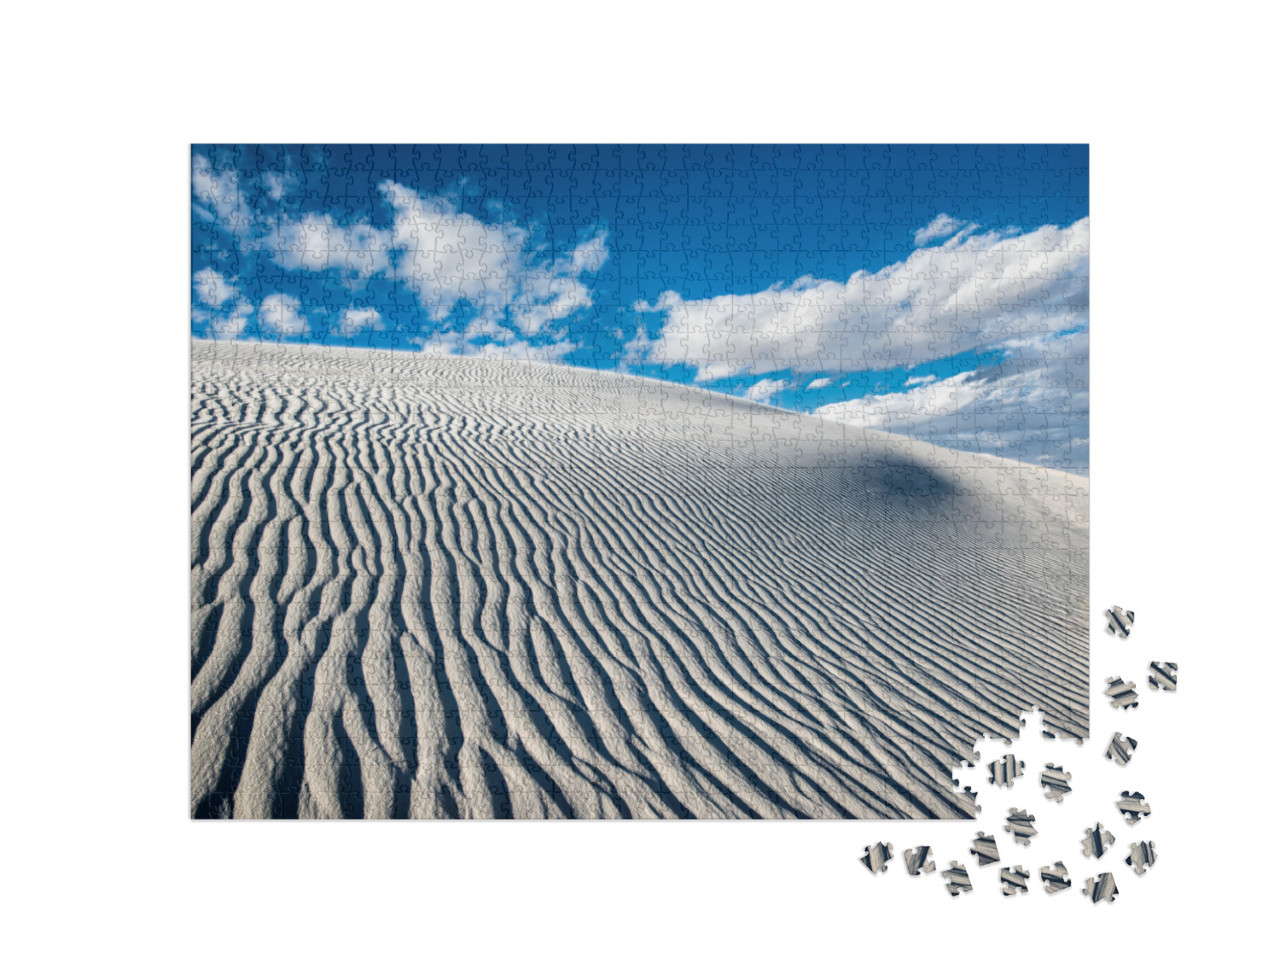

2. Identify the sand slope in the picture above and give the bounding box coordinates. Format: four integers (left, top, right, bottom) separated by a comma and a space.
191, 340, 1088, 818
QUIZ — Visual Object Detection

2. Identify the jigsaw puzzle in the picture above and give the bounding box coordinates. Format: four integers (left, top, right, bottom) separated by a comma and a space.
1117, 791, 1151, 824
970, 832, 1001, 867
1148, 662, 1178, 692
1083, 874, 1119, 904
903, 847, 936, 876
190, 145, 1090, 820
1126, 842, 1157, 876
1000, 866, 1031, 896
1040, 862, 1072, 895
861, 843, 894, 874
942, 862, 973, 897
1081, 824, 1116, 859
1004, 809, 1038, 846
1104, 606, 1135, 638
1104, 677, 1139, 710
1041, 764, 1073, 802
1106, 733, 1139, 766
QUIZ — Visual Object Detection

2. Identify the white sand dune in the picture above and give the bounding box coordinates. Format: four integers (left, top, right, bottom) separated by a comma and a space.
190, 340, 1088, 819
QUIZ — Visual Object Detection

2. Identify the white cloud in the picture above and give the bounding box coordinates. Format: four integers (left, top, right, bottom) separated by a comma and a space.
258, 293, 308, 336
632, 218, 1088, 383
336, 307, 383, 337
806, 377, 832, 391
379, 181, 606, 336
193, 267, 237, 307
904, 374, 937, 387
914, 213, 970, 246
814, 329, 1089, 474
744, 377, 791, 405
195, 298, 254, 340
261, 213, 391, 277
191, 155, 254, 238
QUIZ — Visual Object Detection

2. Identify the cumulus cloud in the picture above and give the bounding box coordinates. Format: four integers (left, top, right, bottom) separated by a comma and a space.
806, 377, 832, 391
914, 213, 971, 246
379, 182, 607, 336
258, 293, 308, 336
261, 213, 391, 277
814, 329, 1088, 474
633, 218, 1087, 383
193, 267, 237, 307
744, 377, 791, 405
192, 155, 255, 239
336, 307, 383, 337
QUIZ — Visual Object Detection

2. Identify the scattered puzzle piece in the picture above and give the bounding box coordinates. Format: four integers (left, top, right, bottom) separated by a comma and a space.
1105, 676, 1138, 710
1040, 861, 1072, 894
1041, 764, 1072, 802
1004, 808, 1038, 846
1117, 790, 1151, 824
1000, 865, 1030, 896
861, 842, 893, 874
942, 862, 972, 897
970, 832, 1000, 866
1083, 873, 1119, 903
1105, 606, 1135, 638
904, 846, 936, 876
1081, 823, 1115, 858
1126, 842, 1157, 876
988, 754, 1024, 787
1148, 661, 1178, 692
1106, 732, 1138, 766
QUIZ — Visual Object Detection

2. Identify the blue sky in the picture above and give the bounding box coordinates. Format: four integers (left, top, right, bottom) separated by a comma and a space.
192, 145, 1088, 473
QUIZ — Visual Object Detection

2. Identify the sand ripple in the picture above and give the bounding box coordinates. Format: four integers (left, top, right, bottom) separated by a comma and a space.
191, 340, 1088, 818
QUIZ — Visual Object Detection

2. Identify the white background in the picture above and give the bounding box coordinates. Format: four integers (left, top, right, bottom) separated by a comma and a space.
4, 2, 1274, 958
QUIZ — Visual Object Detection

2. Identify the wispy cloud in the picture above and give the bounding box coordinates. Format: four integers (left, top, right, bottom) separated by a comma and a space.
914, 213, 971, 246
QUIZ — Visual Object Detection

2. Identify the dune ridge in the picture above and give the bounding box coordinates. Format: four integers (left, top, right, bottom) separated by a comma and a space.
191, 339, 1088, 818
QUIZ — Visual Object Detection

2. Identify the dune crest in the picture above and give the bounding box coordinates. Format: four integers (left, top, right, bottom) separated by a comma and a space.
190, 340, 1088, 818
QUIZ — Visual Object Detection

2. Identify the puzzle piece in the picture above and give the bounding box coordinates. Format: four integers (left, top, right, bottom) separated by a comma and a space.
1126, 841, 1157, 876
942, 861, 972, 897
1106, 732, 1138, 766
1148, 661, 1177, 692
1105, 606, 1135, 638
1040, 861, 1071, 894
903, 846, 936, 876
987, 754, 1024, 787
1117, 790, 1151, 824
860, 842, 893, 874
1041, 764, 1072, 802
952, 779, 981, 813
1000, 865, 1030, 896
1104, 676, 1138, 710
970, 832, 1000, 866
1004, 808, 1038, 846
1081, 823, 1115, 858
1083, 873, 1119, 903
